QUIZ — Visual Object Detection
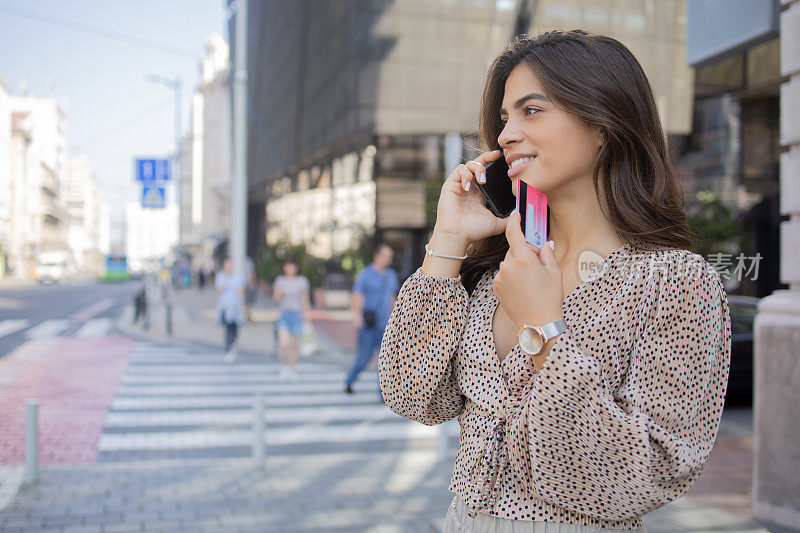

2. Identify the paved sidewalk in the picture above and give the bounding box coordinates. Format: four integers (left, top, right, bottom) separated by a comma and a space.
117, 283, 359, 367
0, 340, 778, 533
0, 277, 36, 290
2, 339, 787, 533
2, 341, 457, 532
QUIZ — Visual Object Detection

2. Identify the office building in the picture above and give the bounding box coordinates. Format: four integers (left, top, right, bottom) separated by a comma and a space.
243, 0, 696, 278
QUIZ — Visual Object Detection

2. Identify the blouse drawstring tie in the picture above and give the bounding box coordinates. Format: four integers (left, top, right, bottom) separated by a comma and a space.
467, 416, 510, 518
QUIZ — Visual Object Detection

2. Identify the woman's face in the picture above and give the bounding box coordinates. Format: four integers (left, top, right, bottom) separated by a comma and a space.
283, 262, 298, 276
498, 64, 603, 198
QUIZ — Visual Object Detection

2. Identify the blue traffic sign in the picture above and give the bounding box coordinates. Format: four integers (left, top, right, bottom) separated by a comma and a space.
142, 186, 166, 208
136, 159, 171, 182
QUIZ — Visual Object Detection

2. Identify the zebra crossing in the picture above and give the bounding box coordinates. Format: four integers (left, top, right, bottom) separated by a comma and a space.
0, 317, 115, 341
97, 343, 460, 462
0, 319, 28, 338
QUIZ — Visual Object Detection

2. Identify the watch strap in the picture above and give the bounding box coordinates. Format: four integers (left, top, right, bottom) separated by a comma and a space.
540, 318, 567, 341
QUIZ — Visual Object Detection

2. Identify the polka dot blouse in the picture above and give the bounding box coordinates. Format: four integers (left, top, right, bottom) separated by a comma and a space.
378, 240, 732, 529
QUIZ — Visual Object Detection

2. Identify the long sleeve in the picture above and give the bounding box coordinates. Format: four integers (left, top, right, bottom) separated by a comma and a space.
504, 262, 732, 521
378, 267, 469, 425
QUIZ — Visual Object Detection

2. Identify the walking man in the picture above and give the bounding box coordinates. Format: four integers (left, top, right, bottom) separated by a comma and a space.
344, 244, 399, 402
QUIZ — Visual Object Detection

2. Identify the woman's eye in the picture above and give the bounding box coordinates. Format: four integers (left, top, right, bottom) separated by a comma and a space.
498, 108, 538, 125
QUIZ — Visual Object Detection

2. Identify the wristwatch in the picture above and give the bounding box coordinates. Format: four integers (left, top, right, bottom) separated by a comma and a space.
517, 318, 568, 355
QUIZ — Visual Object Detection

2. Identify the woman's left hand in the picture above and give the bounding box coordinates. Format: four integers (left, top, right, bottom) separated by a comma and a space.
493, 210, 565, 331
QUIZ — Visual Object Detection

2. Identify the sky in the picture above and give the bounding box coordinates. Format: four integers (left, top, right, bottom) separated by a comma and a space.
0, 0, 227, 243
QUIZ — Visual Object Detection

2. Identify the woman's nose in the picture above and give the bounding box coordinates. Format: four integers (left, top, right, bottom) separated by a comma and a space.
498, 120, 523, 148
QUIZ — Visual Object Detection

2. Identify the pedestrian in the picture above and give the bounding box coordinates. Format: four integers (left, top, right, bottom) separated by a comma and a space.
379, 31, 732, 531
244, 256, 257, 321
202, 265, 213, 290
272, 257, 310, 381
133, 286, 147, 325
215, 257, 246, 363
198, 267, 206, 289
344, 243, 399, 402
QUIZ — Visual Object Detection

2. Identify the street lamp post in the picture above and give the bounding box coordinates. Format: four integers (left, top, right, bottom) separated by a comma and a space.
230, 0, 248, 280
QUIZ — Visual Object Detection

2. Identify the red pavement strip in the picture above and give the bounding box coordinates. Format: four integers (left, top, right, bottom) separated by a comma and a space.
0, 336, 133, 465
312, 318, 357, 352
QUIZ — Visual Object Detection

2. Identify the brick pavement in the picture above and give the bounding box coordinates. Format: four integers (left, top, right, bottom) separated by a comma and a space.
0, 336, 133, 465
3, 453, 456, 532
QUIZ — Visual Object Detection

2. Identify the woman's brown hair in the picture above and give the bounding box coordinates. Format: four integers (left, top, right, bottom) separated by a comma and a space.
460, 29, 694, 294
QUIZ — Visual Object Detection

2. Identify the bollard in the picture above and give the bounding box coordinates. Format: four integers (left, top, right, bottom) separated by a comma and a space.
166, 302, 173, 337
25, 400, 39, 484
253, 393, 265, 467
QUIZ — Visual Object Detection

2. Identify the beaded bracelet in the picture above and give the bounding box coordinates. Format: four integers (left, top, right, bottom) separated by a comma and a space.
425, 243, 468, 260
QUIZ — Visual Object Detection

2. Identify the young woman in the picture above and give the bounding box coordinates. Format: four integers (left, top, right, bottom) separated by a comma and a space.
379, 30, 731, 532
273, 257, 311, 381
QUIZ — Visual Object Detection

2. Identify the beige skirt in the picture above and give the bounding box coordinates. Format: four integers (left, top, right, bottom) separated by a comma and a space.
441, 494, 648, 533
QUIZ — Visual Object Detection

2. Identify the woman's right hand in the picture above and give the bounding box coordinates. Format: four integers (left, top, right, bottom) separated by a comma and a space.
433, 149, 509, 247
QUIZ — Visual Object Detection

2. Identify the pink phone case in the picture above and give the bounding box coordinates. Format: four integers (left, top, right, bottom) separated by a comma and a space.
516, 182, 548, 249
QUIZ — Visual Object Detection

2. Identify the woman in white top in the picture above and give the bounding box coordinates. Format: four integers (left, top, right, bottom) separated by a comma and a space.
215, 257, 247, 363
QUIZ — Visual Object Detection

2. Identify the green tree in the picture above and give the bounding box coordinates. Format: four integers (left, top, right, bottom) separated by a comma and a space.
686, 191, 745, 261
257, 229, 374, 289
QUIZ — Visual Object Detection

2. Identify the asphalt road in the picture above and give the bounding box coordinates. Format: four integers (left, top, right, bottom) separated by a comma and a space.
0, 277, 142, 358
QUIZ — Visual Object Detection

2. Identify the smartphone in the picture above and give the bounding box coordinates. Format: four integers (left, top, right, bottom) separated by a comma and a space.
475, 157, 516, 218
516, 181, 548, 249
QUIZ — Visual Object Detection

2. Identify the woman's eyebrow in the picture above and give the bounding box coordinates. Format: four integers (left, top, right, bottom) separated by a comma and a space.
499, 92, 550, 115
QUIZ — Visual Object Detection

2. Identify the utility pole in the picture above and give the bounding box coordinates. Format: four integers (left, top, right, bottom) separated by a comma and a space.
231, 0, 248, 278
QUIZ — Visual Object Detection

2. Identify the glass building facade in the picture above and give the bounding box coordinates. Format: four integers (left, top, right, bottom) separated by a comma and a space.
682, 4, 784, 297
243, 0, 696, 280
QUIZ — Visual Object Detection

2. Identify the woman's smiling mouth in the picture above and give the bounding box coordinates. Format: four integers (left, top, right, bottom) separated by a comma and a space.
508, 155, 536, 177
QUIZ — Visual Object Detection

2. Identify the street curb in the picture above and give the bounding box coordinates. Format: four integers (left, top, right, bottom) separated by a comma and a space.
114, 305, 224, 355
307, 324, 355, 367
114, 305, 286, 363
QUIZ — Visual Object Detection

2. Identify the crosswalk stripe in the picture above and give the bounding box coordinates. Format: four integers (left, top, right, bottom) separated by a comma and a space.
115, 381, 374, 396
123, 363, 335, 374
104, 404, 399, 427
69, 298, 114, 321
99, 341, 443, 462
111, 391, 383, 410
0, 319, 28, 339
96, 421, 454, 451
25, 319, 71, 339
119, 371, 346, 385
75, 318, 113, 337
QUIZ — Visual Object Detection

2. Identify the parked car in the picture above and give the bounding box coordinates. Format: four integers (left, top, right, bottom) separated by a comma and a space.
725, 295, 759, 406
35, 251, 74, 284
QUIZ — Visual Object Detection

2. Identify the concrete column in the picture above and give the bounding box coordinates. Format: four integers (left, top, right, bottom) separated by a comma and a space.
752, 1, 800, 529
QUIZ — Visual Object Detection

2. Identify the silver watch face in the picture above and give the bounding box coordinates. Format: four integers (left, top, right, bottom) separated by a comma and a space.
519, 326, 543, 354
